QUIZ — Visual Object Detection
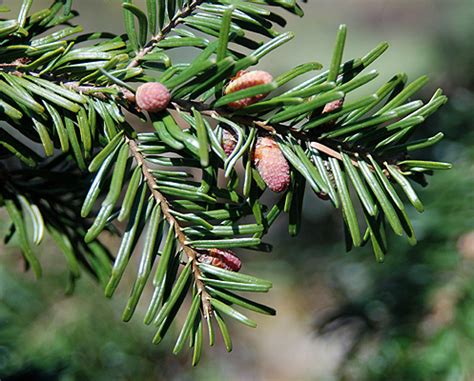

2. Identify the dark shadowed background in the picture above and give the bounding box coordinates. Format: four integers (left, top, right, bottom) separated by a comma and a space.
1, 1, 473, 380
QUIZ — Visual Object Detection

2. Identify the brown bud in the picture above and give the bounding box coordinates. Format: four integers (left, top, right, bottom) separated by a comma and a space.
320, 98, 344, 128
197, 248, 242, 272
221, 128, 237, 156
253, 135, 290, 193
135, 82, 171, 113
322, 98, 344, 114
224, 70, 273, 109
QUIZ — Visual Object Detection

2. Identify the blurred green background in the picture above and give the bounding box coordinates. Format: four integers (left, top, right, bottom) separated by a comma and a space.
1, 1, 474, 380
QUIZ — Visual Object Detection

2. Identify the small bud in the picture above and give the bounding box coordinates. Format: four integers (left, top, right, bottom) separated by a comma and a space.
253, 135, 290, 193
197, 248, 242, 272
221, 128, 237, 156
319, 98, 345, 128
121, 88, 136, 104
224, 70, 273, 109
322, 98, 344, 114
135, 82, 171, 113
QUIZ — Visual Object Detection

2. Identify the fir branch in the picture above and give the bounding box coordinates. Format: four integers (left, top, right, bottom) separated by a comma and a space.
125, 136, 212, 317
0, 0, 451, 362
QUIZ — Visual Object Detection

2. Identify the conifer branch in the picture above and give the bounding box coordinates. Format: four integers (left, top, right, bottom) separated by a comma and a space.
0, 0, 451, 363
126, 136, 212, 317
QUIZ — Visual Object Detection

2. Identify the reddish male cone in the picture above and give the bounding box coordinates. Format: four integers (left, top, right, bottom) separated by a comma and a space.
224, 70, 273, 109
253, 135, 290, 193
221, 128, 237, 156
135, 82, 171, 113
197, 248, 242, 272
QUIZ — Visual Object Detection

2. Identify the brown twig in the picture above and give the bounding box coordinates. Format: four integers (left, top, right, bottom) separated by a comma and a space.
126, 137, 212, 317
63, 82, 135, 102
127, 0, 204, 68
64, 79, 381, 175
310, 142, 362, 168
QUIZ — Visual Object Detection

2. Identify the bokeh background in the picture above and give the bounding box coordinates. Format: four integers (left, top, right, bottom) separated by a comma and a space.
1, 0, 474, 380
